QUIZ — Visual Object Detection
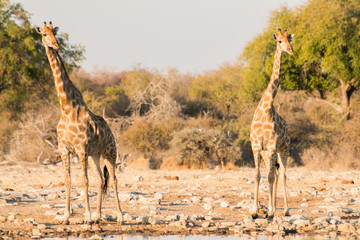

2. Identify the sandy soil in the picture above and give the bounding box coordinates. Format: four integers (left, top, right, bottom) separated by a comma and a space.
0, 161, 359, 239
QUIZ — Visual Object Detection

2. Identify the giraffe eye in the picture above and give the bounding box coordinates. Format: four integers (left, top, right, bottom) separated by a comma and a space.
278, 41, 282, 43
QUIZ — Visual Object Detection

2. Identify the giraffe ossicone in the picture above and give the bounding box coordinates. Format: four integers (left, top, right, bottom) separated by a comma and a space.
250, 28, 293, 219
36, 21, 124, 224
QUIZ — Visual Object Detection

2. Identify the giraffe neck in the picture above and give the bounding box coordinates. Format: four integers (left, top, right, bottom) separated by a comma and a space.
45, 46, 84, 113
262, 47, 282, 109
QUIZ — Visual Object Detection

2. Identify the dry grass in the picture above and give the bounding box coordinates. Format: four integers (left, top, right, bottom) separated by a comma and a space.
7, 103, 60, 163
3, 90, 360, 170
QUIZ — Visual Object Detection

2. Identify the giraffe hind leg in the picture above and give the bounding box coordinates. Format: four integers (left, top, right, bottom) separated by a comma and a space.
89, 155, 104, 224
103, 152, 124, 224
251, 149, 261, 219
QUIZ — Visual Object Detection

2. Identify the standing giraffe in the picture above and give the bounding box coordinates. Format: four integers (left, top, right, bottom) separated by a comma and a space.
36, 22, 124, 224
250, 29, 294, 219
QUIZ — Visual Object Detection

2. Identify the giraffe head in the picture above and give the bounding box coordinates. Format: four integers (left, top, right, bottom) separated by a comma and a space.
36, 21, 59, 50
273, 28, 294, 55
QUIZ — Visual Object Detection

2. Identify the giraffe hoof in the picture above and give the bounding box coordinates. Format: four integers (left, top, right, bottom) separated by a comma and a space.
83, 220, 93, 225
284, 209, 290, 216
265, 213, 274, 220
62, 219, 70, 225
251, 213, 258, 219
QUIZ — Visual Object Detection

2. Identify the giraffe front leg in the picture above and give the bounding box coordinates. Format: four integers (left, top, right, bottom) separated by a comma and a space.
79, 152, 92, 224
59, 148, 71, 225
266, 151, 277, 219
251, 150, 261, 219
278, 151, 290, 216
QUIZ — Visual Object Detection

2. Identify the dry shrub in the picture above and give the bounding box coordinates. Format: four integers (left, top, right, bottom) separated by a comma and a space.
8, 104, 60, 163
170, 127, 240, 169
301, 145, 360, 169
120, 119, 186, 158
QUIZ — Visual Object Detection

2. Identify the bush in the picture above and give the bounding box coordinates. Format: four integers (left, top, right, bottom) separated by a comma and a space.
7, 104, 59, 163
121, 120, 185, 158
170, 127, 240, 169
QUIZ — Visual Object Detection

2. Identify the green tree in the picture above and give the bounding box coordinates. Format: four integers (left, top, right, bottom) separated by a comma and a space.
295, 0, 360, 119
0, 0, 84, 116
240, 0, 360, 119
189, 63, 243, 118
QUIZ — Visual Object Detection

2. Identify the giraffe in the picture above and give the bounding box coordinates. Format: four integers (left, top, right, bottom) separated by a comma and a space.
36, 22, 124, 224
249, 28, 294, 219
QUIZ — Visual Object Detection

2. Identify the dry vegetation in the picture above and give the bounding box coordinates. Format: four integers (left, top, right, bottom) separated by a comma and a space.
2, 68, 360, 171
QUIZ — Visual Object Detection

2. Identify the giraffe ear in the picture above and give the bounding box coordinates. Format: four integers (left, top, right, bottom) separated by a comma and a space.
35, 27, 42, 34
53, 27, 59, 35
287, 34, 294, 42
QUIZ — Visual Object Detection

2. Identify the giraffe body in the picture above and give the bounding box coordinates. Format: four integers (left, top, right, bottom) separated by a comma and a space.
36, 22, 123, 224
250, 29, 293, 219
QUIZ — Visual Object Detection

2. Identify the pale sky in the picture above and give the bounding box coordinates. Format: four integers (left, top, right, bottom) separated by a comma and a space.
13, 0, 304, 74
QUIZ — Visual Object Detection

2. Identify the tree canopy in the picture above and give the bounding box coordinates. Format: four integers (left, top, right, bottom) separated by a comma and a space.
0, 0, 84, 117
240, 0, 360, 117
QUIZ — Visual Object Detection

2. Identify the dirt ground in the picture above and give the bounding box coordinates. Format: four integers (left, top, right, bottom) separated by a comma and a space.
0, 160, 359, 239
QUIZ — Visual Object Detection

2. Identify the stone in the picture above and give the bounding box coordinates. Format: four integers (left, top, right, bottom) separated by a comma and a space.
300, 203, 308, 207
123, 213, 134, 221
0, 216, 7, 222
37, 224, 47, 230
203, 197, 214, 203
220, 201, 229, 208
134, 175, 144, 181
338, 223, 356, 233
46, 193, 59, 201
166, 215, 179, 221
179, 214, 190, 221
154, 192, 164, 200
221, 221, 236, 227
255, 218, 268, 226
202, 221, 211, 228
293, 219, 310, 227
324, 197, 335, 203
8, 214, 16, 221
190, 196, 202, 203
203, 203, 213, 211
32, 229, 41, 236
343, 208, 353, 214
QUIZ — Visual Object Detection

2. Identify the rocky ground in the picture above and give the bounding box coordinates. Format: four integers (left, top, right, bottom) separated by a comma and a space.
0, 161, 360, 239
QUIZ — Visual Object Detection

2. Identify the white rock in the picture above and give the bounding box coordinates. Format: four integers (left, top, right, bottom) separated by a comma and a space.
0, 216, 6, 222
202, 221, 211, 228
134, 175, 144, 181
338, 223, 356, 233
190, 196, 202, 203
123, 213, 134, 221
293, 219, 310, 227
166, 215, 179, 221
32, 228, 41, 236
220, 201, 229, 208
324, 197, 335, 202
154, 192, 164, 200
204, 203, 214, 211
203, 197, 214, 203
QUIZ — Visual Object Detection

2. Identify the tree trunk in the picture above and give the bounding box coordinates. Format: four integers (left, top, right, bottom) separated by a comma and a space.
339, 78, 356, 120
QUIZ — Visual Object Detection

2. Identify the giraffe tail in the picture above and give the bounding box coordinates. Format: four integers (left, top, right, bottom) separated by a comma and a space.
102, 165, 109, 199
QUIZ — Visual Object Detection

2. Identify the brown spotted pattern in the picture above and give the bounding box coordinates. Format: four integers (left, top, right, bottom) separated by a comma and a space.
250, 29, 293, 219
36, 22, 123, 224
